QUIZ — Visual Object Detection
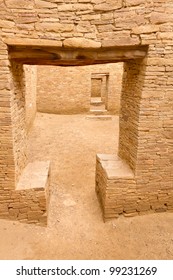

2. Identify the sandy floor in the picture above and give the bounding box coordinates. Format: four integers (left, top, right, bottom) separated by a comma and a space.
0, 112, 173, 260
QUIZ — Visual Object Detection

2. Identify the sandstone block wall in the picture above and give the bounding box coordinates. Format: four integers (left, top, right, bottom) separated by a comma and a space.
37, 63, 123, 114
0, 185, 48, 225
96, 154, 173, 220
0, 59, 49, 225
0, 0, 172, 224
10, 62, 27, 185
24, 65, 37, 132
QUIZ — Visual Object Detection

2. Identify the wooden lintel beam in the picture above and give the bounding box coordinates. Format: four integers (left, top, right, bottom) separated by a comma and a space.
8, 45, 148, 66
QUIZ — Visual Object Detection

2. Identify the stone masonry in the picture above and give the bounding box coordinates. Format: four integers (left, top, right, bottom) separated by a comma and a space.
25, 65, 37, 132
37, 63, 123, 114
0, 0, 173, 224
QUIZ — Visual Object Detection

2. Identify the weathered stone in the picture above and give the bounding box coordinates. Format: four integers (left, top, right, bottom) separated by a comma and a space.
35, 0, 57, 8
102, 36, 140, 47
0, 20, 15, 28
57, 4, 74, 11
125, 0, 145, 6
15, 13, 38, 24
94, 0, 122, 11
132, 25, 159, 35
63, 38, 101, 48
4, 38, 62, 47
150, 12, 173, 24
5, 0, 34, 9
35, 22, 74, 32
0, 0, 173, 227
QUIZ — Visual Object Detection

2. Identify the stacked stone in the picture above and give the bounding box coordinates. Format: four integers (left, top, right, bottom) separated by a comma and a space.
96, 154, 173, 219
0, 39, 15, 190
24, 65, 37, 132
0, 188, 48, 225
96, 154, 136, 220
37, 63, 123, 114
0, 0, 173, 224
0, 160, 50, 225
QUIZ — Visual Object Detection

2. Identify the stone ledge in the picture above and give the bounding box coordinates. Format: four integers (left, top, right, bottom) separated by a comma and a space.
96, 154, 134, 180
16, 161, 50, 191
3, 38, 63, 47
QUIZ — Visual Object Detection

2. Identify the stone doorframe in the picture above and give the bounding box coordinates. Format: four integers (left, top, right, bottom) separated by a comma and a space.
1, 38, 172, 224
91, 73, 109, 109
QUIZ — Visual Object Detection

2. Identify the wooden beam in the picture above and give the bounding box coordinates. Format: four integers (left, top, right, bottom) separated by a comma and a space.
8, 45, 148, 66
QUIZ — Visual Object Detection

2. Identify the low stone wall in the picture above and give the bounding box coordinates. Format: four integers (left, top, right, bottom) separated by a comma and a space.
37, 63, 123, 114
0, 161, 50, 226
96, 154, 173, 220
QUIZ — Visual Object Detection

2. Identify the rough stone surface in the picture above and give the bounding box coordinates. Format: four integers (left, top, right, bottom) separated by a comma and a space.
24, 65, 37, 132
0, 0, 173, 224
37, 63, 123, 114
63, 38, 101, 48
0, 161, 50, 225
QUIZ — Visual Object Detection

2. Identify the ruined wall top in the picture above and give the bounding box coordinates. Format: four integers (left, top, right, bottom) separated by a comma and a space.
0, 0, 173, 49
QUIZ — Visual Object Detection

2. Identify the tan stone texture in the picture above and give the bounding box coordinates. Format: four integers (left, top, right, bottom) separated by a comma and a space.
37, 63, 123, 114
0, 0, 173, 224
24, 65, 37, 132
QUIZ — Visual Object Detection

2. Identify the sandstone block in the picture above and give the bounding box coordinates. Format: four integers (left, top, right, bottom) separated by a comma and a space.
4, 38, 62, 47
0, 20, 15, 28
63, 38, 101, 48
5, 0, 34, 9
75, 4, 93, 10
94, 0, 122, 11
15, 13, 38, 24
132, 25, 159, 35
35, 22, 74, 32
28, 210, 43, 220
18, 213, 27, 220
125, 0, 144, 6
150, 12, 173, 24
163, 129, 173, 139
157, 32, 173, 40
35, 0, 57, 8
102, 36, 140, 47
57, 4, 74, 11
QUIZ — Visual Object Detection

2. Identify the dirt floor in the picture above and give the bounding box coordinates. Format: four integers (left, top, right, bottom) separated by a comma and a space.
0, 112, 173, 260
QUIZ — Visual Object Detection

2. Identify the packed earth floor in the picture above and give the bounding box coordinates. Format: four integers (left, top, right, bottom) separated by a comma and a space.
0, 112, 173, 260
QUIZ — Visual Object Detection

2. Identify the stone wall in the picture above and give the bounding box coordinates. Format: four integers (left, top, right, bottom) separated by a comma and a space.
24, 65, 37, 132
96, 53, 173, 219
0, 160, 50, 226
0, 59, 49, 225
0, 0, 172, 224
37, 63, 123, 114
10, 62, 27, 185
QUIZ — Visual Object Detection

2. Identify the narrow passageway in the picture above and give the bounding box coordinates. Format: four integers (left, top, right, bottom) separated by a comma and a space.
27, 113, 119, 227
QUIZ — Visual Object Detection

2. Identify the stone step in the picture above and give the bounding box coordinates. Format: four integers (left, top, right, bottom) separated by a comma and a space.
90, 100, 104, 106
86, 115, 112, 121
90, 109, 108, 115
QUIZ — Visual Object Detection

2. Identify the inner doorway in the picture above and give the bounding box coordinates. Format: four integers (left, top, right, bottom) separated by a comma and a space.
90, 73, 108, 113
